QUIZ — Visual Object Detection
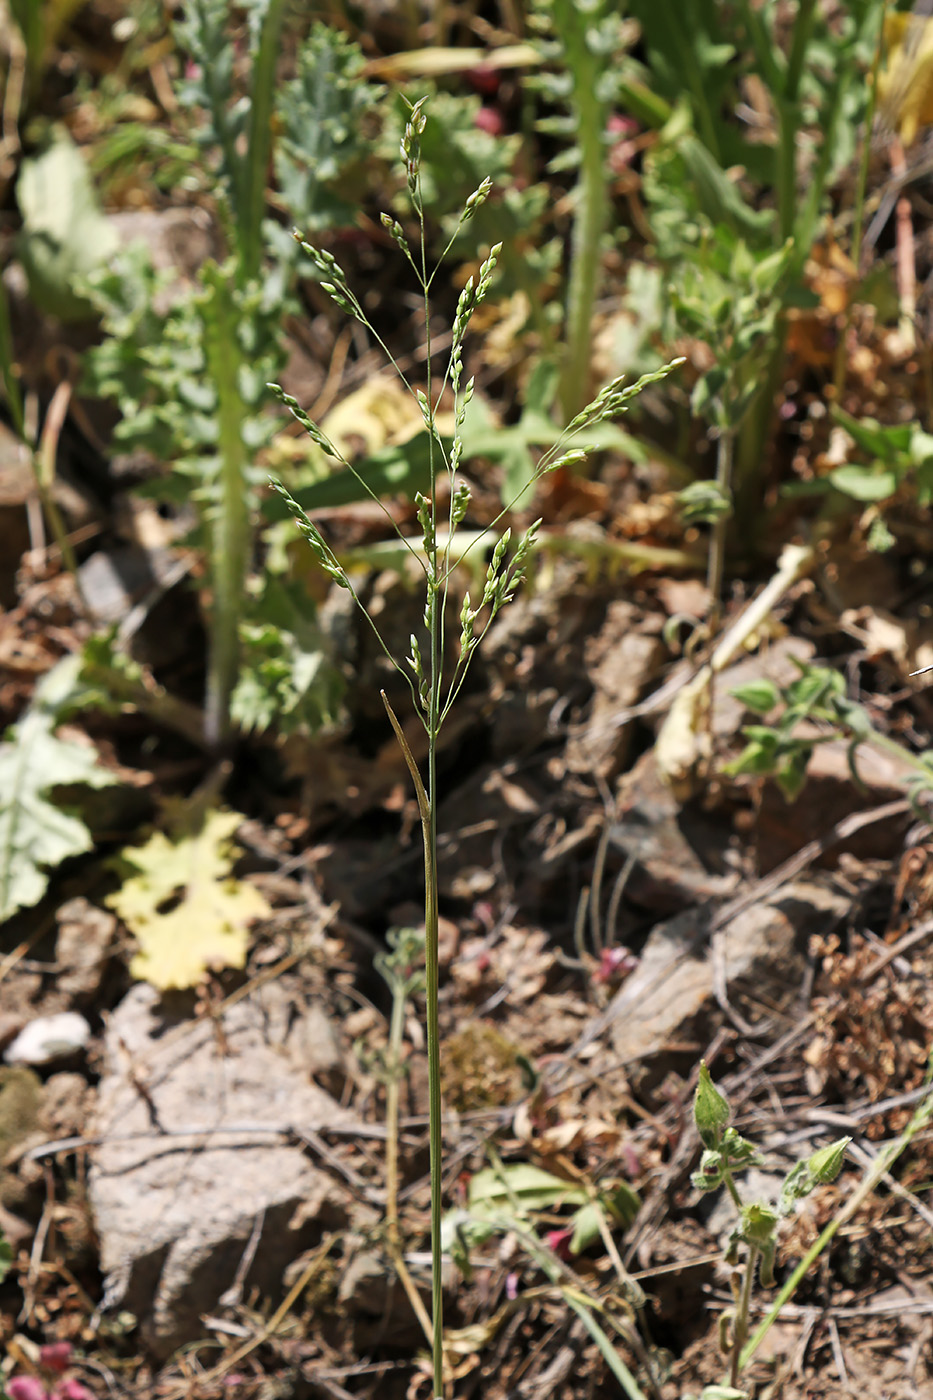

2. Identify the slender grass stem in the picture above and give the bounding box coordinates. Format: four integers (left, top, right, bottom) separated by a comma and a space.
383, 943, 435, 1349
381, 691, 444, 1396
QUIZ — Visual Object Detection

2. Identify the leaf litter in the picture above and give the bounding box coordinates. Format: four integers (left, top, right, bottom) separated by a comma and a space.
6, 12, 933, 1400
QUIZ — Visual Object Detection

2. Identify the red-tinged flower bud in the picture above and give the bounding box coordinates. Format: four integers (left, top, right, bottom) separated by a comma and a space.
474, 107, 506, 138
8, 1379, 48, 1400
593, 946, 637, 984
464, 65, 500, 97
545, 1227, 574, 1261
40, 1346, 72, 1375
53, 1380, 95, 1400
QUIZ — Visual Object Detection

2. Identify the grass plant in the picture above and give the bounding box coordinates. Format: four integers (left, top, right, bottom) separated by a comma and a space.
270, 96, 680, 1395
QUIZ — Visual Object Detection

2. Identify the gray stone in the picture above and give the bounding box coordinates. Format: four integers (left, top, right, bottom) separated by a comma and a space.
4, 1012, 91, 1065
55, 898, 116, 1003
609, 878, 849, 1084
89, 984, 354, 1357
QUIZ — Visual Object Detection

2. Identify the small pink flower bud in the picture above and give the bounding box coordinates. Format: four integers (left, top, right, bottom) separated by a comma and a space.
8, 1378, 49, 1400
474, 107, 505, 138
40, 1345, 72, 1375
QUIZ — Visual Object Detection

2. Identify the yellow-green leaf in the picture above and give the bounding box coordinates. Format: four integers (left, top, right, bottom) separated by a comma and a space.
107, 809, 270, 990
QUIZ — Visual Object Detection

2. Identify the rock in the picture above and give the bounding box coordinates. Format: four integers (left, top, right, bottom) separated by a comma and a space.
89, 984, 355, 1357
4, 1013, 91, 1066
612, 749, 736, 917
38, 1072, 95, 1140
608, 878, 850, 1090
55, 898, 117, 1003
563, 600, 665, 779
77, 546, 183, 626
338, 1247, 428, 1349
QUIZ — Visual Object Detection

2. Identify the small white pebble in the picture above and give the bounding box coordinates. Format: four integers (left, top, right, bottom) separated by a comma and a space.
4, 1012, 91, 1066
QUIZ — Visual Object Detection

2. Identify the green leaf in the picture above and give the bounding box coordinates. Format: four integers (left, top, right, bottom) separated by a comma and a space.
831, 407, 912, 460
730, 679, 780, 714
264, 434, 440, 516
677, 479, 733, 524
774, 745, 812, 801
867, 516, 895, 553
231, 576, 344, 735
569, 1200, 604, 1255
16, 133, 118, 320
828, 464, 899, 502
0, 657, 116, 923
738, 1200, 779, 1246
724, 732, 781, 777
807, 1135, 851, 1184
468, 1163, 587, 1216
694, 1062, 730, 1149
691, 1148, 725, 1192
276, 24, 384, 233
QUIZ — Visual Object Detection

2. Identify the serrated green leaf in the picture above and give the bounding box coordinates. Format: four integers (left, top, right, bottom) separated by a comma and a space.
0, 658, 116, 923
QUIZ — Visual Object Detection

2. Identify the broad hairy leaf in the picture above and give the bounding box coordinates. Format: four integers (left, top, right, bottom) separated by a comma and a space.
107, 808, 270, 990
16, 134, 118, 320
0, 658, 116, 924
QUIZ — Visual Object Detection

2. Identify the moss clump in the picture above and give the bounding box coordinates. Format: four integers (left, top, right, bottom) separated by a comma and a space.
441, 1022, 524, 1112
0, 1066, 43, 1209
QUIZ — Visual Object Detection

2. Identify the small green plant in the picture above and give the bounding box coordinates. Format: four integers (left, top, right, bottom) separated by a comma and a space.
84, 11, 383, 747
793, 404, 933, 523
624, 0, 880, 560
0, 657, 116, 924
689, 1063, 850, 1398
727, 659, 933, 808
270, 95, 680, 1396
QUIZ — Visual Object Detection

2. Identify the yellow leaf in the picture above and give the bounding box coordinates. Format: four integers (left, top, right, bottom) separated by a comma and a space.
878, 13, 933, 147
107, 809, 270, 991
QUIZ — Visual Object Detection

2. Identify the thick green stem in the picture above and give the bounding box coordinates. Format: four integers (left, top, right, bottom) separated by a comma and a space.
201, 264, 251, 748
733, 331, 785, 538
731, 1243, 758, 1388
240, 0, 288, 282
554, 0, 610, 420
776, 0, 818, 243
